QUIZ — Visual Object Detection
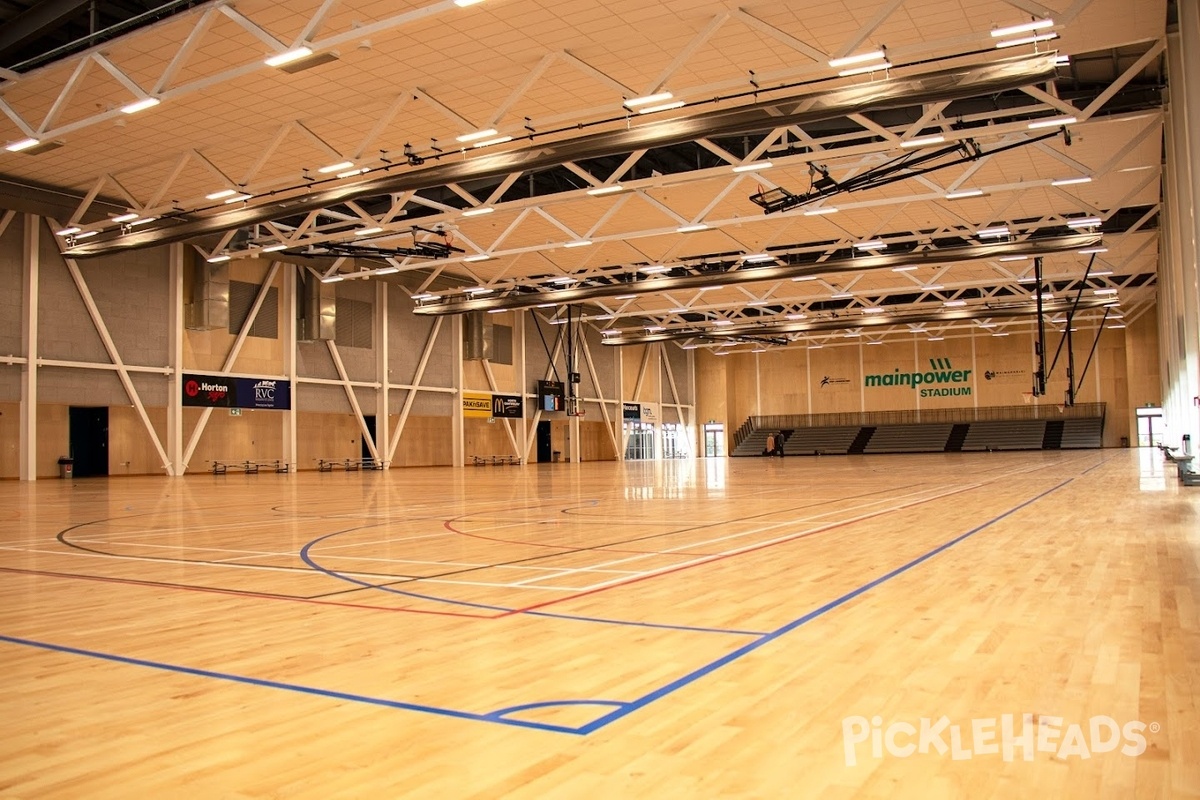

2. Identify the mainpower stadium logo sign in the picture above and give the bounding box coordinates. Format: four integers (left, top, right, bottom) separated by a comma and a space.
864, 358, 973, 398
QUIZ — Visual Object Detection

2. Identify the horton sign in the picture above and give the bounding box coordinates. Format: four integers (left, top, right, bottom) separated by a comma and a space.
864, 358, 974, 398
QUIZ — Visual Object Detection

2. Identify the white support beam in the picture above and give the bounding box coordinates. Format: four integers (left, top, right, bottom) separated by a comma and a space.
281, 263, 298, 471
579, 331, 621, 457
450, 314, 465, 467
327, 339, 379, 461
19, 214, 38, 481
481, 360, 520, 455
375, 281, 391, 467
167, 243, 184, 476
513, 310, 528, 463
388, 316, 445, 463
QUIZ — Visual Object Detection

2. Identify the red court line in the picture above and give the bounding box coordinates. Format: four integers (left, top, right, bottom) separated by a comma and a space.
0, 565, 495, 620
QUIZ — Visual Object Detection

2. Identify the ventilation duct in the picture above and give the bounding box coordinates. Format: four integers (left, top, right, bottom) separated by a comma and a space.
184, 253, 229, 330
298, 271, 336, 341
463, 310, 493, 360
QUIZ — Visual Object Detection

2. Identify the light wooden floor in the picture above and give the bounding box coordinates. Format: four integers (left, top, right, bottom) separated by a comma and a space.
1, 449, 1197, 798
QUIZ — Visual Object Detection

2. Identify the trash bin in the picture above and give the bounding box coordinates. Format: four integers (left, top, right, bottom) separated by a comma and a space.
552, 450, 561, 463
57, 457, 73, 479
1184, 434, 1193, 458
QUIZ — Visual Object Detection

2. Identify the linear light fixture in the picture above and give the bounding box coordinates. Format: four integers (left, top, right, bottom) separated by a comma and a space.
991, 18, 1053, 37
839, 61, 892, 77
73, 230, 98, 239
927, 337, 945, 341
677, 224, 709, 233
206, 254, 231, 263
464, 287, 493, 294
792, 275, 818, 281
206, 189, 237, 200
337, 168, 369, 178
855, 240, 886, 250
922, 285, 945, 291
112, 213, 139, 223
587, 184, 625, 195
891, 265, 918, 272
455, 128, 498, 143
712, 320, 734, 326
623, 92, 673, 108
804, 206, 839, 216
463, 254, 491, 262
743, 254, 775, 263
944, 299, 967, 307
56, 226, 82, 236
5, 137, 39, 152
862, 307, 885, 314
320, 274, 344, 283
563, 239, 592, 248
732, 161, 773, 173
265, 47, 313, 67
638, 101, 685, 114
946, 189, 984, 199
1066, 216, 1102, 228
1091, 269, 1113, 275
787, 314, 807, 320
318, 161, 354, 174
473, 135, 513, 147
1028, 115, 1076, 129
977, 226, 1010, 238
261, 244, 288, 252
462, 207, 494, 217
223, 193, 252, 204
376, 266, 401, 275
1078, 247, 1108, 254
832, 292, 854, 299
828, 50, 886, 68
1051, 176, 1092, 186
355, 227, 384, 236
453, 0, 485, 6
1093, 288, 1118, 295
998, 255, 1029, 262
613, 294, 638, 299
120, 97, 160, 114
996, 32, 1058, 49
128, 217, 157, 226
412, 293, 440, 301
900, 135, 945, 148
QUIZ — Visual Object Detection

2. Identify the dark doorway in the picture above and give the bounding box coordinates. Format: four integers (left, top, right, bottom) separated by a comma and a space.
69, 406, 109, 477
536, 420, 552, 463
361, 415, 376, 462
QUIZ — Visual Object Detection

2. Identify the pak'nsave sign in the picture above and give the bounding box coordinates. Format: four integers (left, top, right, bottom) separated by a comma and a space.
864, 358, 973, 398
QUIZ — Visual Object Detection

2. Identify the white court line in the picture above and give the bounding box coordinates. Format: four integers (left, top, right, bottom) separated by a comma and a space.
412, 576, 583, 592
565, 482, 987, 593
313, 553, 640, 574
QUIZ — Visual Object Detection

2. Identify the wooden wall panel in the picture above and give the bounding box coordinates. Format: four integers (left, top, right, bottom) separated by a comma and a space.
756, 349, 809, 415
806, 346, 861, 414
108, 405, 168, 476
0, 401, 17, 479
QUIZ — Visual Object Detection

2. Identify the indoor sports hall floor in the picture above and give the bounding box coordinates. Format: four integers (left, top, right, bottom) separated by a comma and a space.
1, 450, 1197, 797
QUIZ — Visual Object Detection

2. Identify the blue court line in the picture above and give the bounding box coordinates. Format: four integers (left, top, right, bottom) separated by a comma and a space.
0, 633, 585, 735
3, 478, 1073, 736
574, 477, 1074, 734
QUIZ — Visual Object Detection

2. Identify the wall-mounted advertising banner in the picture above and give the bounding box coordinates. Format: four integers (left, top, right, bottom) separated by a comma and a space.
640, 403, 659, 423
462, 391, 493, 418
623, 402, 641, 421
182, 374, 291, 410
492, 394, 523, 419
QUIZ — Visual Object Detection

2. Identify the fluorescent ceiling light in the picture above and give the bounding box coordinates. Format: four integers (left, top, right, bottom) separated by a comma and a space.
854, 240, 886, 250
992, 332, 1010, 337
120, 97, 160, 114
640, 265, 669, 274
1107, 324, 1127, 329
1066, 216, 1102, 228
1091, 269, 1113, 275
224, 193, 252, 203
922, 285, 945, 291
998, 255, 1028, 262
550, 277, 576, 284
462, 207, 494, 217
638, 101, 686, 114
844, 332, 862, 337
624, 92, 673, 108
56, 227, 82, 236
946, 189, 984, 199
318, 161, 354, 174
206, 189, 237, 200
787, 314, 807, 320
944, 299, 967, 307
463, 254, 491, 262
455, 128, 498, 143
712, 320, 734, 326
261, 244, 288, 252
536, 303, 555, 309
265, 47, 313, 67
669, 307, 689, 313
587, 185, 624, 195
867, 341, 883, 346
807, 345, 823, 350
375, 265, 400, 275
792, 275, 818, 281
473, 135, 513, 147
1018, 276, 1038, 283
743, 254, 775, 263
592, 314, 614, 320
128, 217, 157, 226
206, 254, 231, 263
465, 287, 493, 294
677, 224, 708, 233
454, 0, 485, 6
564, 239, 592, 248
112, 213, 139, 223
1028, 115, 1076, 129
901, 135, 945, 148
996, 32, 1058, 48
487, 308, 506, 313
1051, 176, 1092, 186
355, 227, 383, 236
601, 329, 619, 335
862, 307, 885, 314
828, 50, 886, 68
832, 292, 853, 299
1093, 288, 1118, 295
732, 161, 773, 173
839, 61, 892, 77
646, 325, 665, 332
977, 226, 1010, 237
927, 337, 945, 341
1078, 247, 1108, 254
699, 285, 723, 291
991, 18, 1053, 37
977, 322, 996, 328
5, 138, 39, 152
73, 230, 98, 239
613, 294, 638, 299
891, 265, 918, 272
337, 168, 369, 178
320, 274, 344, 283
412, 293, 440, 301
804, 207, 839, 216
